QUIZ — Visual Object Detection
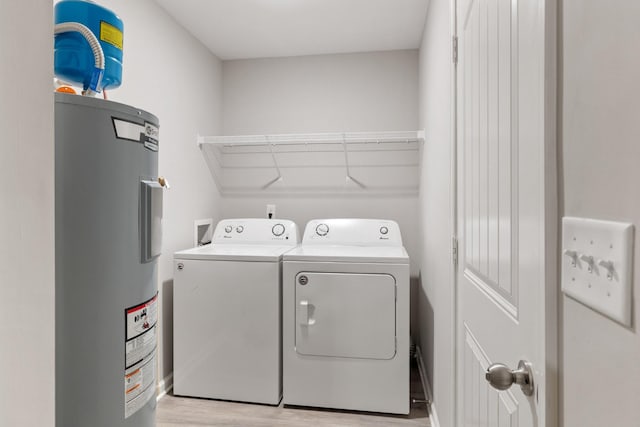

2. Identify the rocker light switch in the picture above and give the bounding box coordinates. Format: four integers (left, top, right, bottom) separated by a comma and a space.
561, 217, 634, 326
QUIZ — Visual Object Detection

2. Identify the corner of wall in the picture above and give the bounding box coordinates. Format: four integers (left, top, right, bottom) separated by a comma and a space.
415, 345, 441, 427
416, 0, 455, 426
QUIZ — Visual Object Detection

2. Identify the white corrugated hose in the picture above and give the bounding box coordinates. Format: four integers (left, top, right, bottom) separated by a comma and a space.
54, 21, 105, 96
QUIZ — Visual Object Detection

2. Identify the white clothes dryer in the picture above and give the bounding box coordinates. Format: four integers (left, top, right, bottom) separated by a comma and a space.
282, 218, 410, 414
173, 218, 299, 405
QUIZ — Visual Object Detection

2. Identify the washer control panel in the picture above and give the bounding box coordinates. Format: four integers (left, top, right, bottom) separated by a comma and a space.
213, 219, 300, 244
303, 219, 403, 246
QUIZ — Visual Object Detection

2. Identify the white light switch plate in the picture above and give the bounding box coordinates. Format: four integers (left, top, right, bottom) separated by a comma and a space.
561, 217, 634, 326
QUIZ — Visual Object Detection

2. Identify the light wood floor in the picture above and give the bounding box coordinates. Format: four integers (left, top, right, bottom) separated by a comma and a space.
157, 360, 430, 427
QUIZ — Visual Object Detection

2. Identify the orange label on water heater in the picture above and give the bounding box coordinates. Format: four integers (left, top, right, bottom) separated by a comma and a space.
100, 21, 123, 50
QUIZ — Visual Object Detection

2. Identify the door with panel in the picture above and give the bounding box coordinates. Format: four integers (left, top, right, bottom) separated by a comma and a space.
455, 0, 556, 426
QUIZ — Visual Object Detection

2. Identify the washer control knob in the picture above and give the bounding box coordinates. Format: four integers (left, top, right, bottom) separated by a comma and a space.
236, 226, 244, 233
315, 223, 329, 237
272, 223, 286, 236
224, 225, 232, 233
380, 226, 389, 235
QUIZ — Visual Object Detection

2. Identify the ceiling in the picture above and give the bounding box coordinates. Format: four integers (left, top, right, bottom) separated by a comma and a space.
153, 0, 430, 60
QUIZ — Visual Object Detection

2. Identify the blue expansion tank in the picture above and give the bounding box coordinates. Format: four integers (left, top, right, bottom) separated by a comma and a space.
54, 0, 123, 91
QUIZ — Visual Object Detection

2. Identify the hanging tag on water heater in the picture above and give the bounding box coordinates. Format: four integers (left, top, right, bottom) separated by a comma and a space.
158, 176, 170, 189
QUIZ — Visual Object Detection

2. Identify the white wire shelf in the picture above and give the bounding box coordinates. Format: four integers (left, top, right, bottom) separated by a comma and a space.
198, 130, 424, 196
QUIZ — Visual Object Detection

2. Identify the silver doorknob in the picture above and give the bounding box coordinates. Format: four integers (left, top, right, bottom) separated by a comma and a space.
485, 360, 534, 396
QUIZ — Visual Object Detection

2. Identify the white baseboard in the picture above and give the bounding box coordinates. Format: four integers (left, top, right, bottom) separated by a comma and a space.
415, 345, 440, 427
156, 372, 174, 401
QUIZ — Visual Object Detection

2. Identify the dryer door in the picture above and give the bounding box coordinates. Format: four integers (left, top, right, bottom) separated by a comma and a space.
295, 272, 396, 360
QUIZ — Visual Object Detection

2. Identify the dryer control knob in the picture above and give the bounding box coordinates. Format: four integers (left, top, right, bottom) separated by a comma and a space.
236, 226, 244, 233
380, 226, 389, 235
315, 223, 329, 236
272, 223, 285, 236
224, 225, 232, 233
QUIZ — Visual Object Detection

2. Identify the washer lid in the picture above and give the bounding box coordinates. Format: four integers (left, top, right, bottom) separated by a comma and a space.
174, 244, 295, 262
282, 245, 409, 264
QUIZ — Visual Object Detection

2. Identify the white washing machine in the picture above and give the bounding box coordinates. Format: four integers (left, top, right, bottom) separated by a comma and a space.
173, 218, 299, 405
282, 218, 410, 414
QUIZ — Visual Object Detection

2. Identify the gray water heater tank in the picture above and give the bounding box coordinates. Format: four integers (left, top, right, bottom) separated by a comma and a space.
55, 92, 161, 427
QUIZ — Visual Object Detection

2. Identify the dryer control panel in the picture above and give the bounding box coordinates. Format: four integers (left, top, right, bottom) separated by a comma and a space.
303, 219, 403, 246
212, 218, 300, 245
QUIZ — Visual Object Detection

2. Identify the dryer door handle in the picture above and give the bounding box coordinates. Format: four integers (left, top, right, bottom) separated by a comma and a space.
298, 300, 315, 326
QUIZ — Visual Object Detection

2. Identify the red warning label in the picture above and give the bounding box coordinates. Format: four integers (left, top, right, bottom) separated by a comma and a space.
126, 294, 158, 340
124, 293, 158, 418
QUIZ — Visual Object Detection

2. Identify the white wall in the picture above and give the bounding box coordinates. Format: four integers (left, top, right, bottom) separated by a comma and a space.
0, 1, 55, 426
417, 0, 454, 426
561, 1, 640, 425
223, 50, 419, 134
93, 0, 224, 390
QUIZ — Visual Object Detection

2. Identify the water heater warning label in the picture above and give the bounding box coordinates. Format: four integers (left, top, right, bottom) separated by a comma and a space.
125, 352, 156, 418
124, 293, 158, 418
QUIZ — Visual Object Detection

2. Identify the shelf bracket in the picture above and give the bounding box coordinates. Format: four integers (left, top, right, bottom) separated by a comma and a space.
342, 134, 366, 189
261, 135, 283, 189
